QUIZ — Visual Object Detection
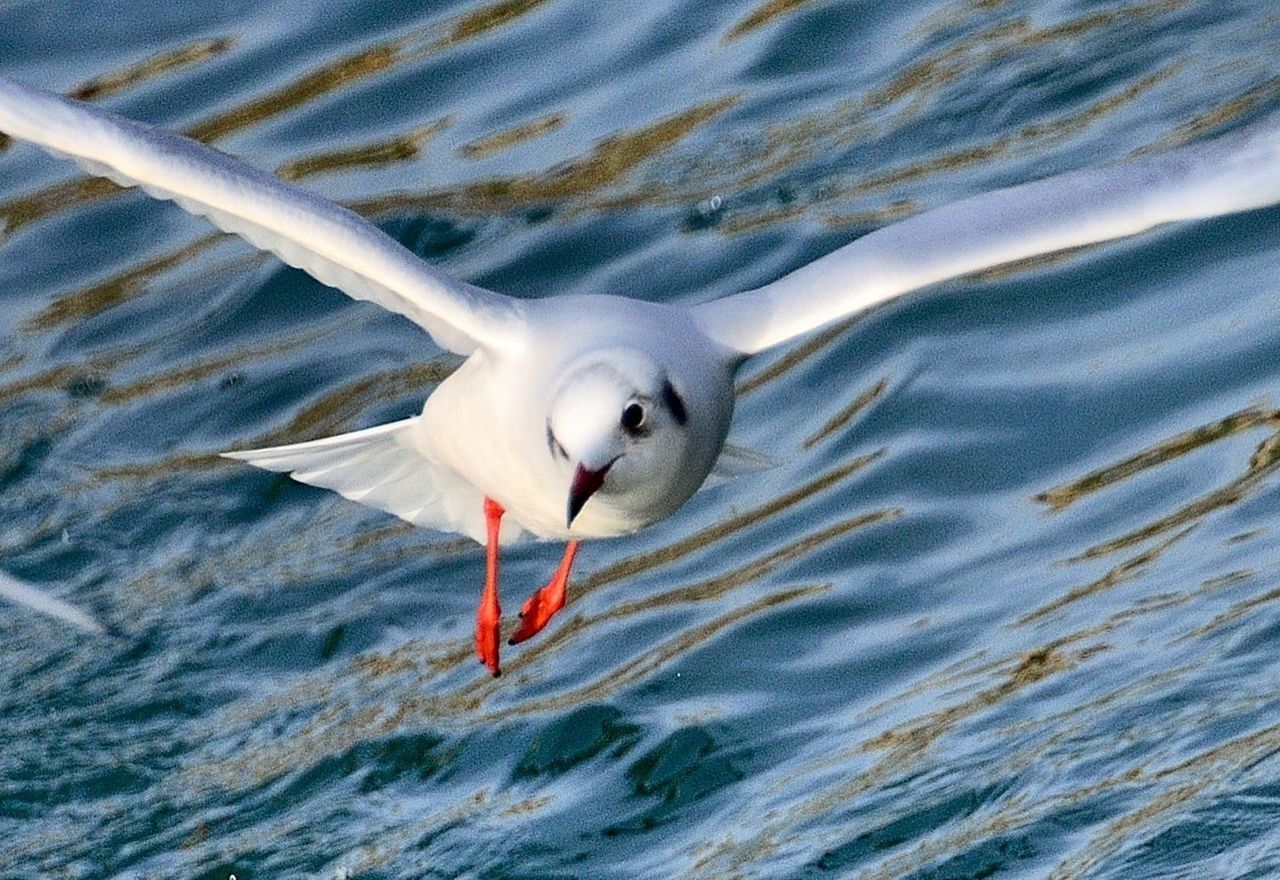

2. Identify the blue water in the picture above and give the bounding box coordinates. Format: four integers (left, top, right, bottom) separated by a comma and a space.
3, 1, 1280, 877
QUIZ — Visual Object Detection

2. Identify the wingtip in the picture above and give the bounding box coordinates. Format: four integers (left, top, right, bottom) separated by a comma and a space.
0, 571, 112, 637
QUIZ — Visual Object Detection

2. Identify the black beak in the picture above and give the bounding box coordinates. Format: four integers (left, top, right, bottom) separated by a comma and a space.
566, 461, 612, 527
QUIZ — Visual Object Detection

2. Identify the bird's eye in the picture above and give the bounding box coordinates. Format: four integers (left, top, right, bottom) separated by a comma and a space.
621, 402, 646, 433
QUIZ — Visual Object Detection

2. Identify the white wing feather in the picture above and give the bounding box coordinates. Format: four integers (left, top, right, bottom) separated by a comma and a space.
696, 113, 1280, 355
0, 76, 522, 355
222, 419, 527, 545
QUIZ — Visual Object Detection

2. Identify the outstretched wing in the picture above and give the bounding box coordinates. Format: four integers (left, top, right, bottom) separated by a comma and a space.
695, 113, 1280, 356
0, 76, 522, 355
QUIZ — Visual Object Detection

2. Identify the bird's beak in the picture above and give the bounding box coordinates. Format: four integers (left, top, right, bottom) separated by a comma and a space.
566, 460, 613, 527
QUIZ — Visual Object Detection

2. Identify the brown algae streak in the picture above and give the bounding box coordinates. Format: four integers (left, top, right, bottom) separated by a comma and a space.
735, 320, 864, 398
1140, 73, 1280, 153
1088, 434, 1280, 562
440, 0, 552, 46
803, 377, 889, 450
1036, 406, 1277, 512
276, 118, 454, 181
69, 38, 236, 101
724, 0, 828, 42
1016, 527, 1195, 626
1034, 405, 1280, 563
22, 234, 231, 332
2, 0, 555, 231
458, 112, 567, 160
351, 95, 741, 217
0, 37, 234, 152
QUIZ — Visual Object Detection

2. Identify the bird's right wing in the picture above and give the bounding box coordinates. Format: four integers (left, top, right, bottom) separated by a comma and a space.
695, 111, 1280, 356
0, 76, 522, 355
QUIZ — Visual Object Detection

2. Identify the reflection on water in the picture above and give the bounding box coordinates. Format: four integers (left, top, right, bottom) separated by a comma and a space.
276, 118, 454, 181
354, 94, 742, 216
0, 38, 230, 151
1043, 406, 1280, 562
21, 233, 234, 331
0, 0, 555, 233
69, 37, 237, 102
459, 112, 566, 159
724, 0, 825, 42
2, 0, 1280, 877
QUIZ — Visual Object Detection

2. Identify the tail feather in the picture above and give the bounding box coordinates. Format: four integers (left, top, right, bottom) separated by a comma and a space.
222, 418, 502, 543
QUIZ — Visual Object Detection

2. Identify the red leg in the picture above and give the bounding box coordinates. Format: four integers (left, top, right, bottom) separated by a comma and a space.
509, 540, 579, 645
476, 497, 504, 677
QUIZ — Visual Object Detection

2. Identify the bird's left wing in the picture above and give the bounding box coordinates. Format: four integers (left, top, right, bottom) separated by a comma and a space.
694, 112, 1280, 356
0, 76, 522, 355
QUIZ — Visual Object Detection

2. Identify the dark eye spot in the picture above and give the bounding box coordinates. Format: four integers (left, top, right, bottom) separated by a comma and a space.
621, 402, 646, 433
662, 380, 688, 426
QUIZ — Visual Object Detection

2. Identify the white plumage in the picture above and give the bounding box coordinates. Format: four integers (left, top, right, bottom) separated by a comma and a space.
221, 419, 497, 544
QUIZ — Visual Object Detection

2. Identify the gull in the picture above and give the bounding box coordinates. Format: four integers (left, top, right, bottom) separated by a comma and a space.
1, 77, 1279, 675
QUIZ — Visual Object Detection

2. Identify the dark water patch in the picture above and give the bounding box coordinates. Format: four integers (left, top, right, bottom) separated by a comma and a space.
514, 704, 641, 779
605, 725, 747, 836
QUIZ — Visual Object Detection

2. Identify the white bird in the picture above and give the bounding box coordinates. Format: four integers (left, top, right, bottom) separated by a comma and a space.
2, 77, 1279, 675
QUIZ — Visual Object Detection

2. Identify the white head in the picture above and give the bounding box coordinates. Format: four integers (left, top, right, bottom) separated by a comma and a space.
546, 347, 729, 534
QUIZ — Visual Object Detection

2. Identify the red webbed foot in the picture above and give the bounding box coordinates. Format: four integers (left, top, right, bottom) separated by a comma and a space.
509, 540, 578, 645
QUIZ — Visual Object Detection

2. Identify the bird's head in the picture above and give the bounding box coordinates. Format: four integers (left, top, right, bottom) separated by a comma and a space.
546, 348, 723, 532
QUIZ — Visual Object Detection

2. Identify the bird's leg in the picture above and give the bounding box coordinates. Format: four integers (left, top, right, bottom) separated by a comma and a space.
476, 497, 504, 677
509, 540, 579, 645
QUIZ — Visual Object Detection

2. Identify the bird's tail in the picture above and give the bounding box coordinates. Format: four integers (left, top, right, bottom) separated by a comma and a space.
222, 418, 491, 542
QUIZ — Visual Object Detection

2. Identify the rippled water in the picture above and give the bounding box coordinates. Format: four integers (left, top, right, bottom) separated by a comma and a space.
3, 1, 1280, 877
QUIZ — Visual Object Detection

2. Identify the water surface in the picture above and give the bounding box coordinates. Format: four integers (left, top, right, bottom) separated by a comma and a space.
3, 1, 1280, 877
